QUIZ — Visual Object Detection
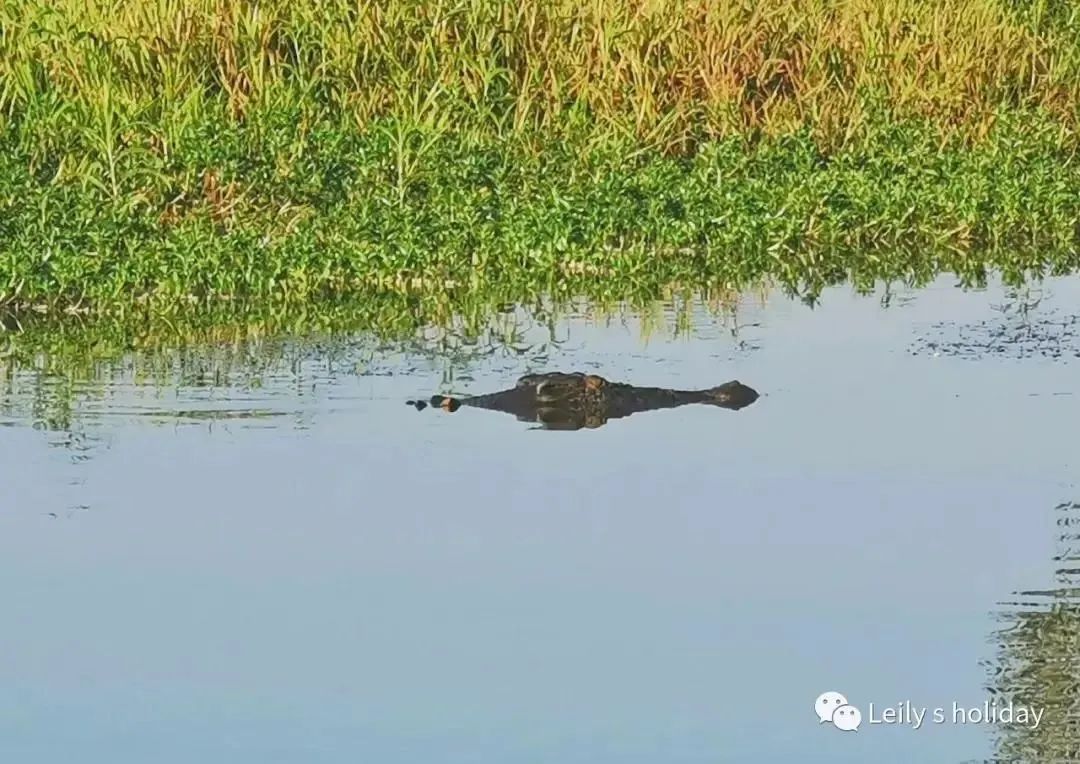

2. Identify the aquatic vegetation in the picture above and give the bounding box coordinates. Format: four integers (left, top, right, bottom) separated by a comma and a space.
0, 1, 1079, 313
910, 285, 1080, 360
0, 113, 1078, 314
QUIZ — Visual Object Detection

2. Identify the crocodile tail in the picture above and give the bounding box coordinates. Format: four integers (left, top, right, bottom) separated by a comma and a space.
703, 381, 759, 410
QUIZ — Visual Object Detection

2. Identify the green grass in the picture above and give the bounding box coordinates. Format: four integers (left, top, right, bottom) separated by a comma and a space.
1, 0, 1080, 315
1, 110, 1079, 313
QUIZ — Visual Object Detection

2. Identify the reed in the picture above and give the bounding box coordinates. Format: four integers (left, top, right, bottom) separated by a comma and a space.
3, 0, 1079, 153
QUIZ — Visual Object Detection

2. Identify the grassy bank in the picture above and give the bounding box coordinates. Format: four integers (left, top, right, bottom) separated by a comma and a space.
2, 1, 1080, 313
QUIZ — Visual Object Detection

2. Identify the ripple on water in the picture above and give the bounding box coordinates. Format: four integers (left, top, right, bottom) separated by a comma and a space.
909, 291, 1080, 361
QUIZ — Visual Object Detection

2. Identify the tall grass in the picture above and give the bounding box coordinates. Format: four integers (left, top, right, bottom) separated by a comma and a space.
3, 0, 1079, 155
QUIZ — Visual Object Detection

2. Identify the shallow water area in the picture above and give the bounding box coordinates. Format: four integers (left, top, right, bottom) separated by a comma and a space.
2, 274, 1079, 763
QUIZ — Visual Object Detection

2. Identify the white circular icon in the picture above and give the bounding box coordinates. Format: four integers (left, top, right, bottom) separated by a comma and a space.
832, 704, 862, 732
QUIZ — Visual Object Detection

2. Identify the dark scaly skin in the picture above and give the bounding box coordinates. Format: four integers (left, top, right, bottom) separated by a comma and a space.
413, 372, 759, 430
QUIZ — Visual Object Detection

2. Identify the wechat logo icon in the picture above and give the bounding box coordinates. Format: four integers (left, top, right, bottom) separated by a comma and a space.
815, 691, 862, 732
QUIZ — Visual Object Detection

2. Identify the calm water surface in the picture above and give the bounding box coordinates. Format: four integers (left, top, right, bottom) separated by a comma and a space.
2, 275, 1079, 763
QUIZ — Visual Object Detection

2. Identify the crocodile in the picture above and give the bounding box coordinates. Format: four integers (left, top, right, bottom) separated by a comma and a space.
407, 371, 759, 430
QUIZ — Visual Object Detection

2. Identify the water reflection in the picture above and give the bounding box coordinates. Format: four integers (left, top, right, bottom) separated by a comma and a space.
988, 500, 1080, 762
4, 274, 1080, 762
413, 372, 760, 430
0, 294, 759, 459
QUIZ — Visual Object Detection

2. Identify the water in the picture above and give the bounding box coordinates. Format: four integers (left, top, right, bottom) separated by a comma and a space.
2, 274, 1079, 763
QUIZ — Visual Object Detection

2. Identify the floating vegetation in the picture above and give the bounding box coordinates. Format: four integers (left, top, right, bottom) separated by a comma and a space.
910, 287, 1080, 360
